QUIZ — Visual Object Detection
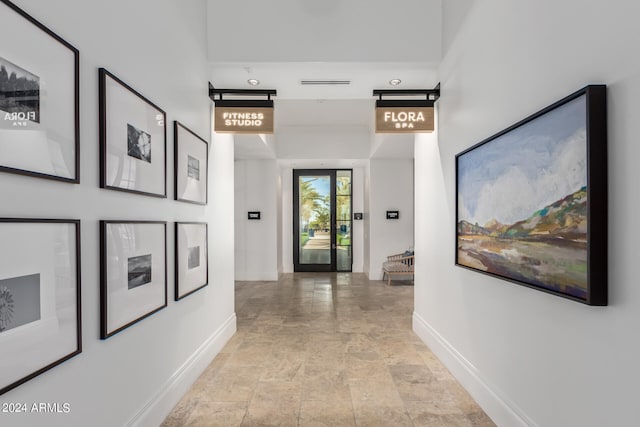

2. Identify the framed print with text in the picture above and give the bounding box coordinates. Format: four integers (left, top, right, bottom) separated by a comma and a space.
174, 121, 208, 205
0, 219, 81, 395
99, 68, 166, 198
175, 222, 208, 300
0, 0, 79, 182
100, 221, 167, 339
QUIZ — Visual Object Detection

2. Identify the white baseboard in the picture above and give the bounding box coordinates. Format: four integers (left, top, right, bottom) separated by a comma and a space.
369, 271, 383, 280
127, 313, 237, 427
412, 312, 535, 427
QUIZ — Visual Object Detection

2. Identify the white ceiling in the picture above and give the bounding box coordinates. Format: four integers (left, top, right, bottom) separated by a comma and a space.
210, 62, 439, 102
206, 0, 443, 160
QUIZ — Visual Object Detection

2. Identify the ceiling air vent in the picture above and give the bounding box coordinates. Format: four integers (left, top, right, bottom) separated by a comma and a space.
300, 79, 351, 85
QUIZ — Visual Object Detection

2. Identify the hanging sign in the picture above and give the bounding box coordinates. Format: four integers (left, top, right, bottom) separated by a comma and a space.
375, 106, 434, 133
214, 107, 274, 134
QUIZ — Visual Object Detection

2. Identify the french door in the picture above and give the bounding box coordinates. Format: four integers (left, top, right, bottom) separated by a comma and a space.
293, 169, 352, 272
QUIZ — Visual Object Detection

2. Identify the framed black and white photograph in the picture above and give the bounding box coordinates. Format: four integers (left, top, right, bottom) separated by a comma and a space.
100, 221, 167, 339
174, 121, 208, 204
0, 0, 79, 183
99, 68, 167, 198
175, 222, 208, 300
0, 218, 81, 395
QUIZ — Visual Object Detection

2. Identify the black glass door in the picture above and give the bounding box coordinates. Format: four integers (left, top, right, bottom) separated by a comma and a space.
293, 169, 352, 272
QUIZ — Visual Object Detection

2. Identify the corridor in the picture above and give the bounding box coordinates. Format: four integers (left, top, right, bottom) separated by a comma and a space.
161, 274, 494, 426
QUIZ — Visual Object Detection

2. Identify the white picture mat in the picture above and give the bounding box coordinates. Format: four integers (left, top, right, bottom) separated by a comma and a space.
0, 222, 78, 389
105, 223, 166, 334
104, 74, 165, 195
176, 124, 207, 203
0, 2, 76, 178
177, 223, 207, 298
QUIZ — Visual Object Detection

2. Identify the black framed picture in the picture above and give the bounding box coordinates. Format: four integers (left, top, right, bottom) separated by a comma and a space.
455, 85, 607, 305
0, 0, 79, 183
100, 221, 167, 339
99, 68, 167, 198
0, 218, 81, 395
175, 222, 208, 300
247, 211, 260, 220
354, 213, 363, 220
174, 121, 208, 205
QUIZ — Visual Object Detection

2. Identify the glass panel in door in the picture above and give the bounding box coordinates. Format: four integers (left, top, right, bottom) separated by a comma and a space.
298, 174, 332, 267
336, 170, 352, 272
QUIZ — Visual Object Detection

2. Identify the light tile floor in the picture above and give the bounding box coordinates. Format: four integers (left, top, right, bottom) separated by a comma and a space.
162, 273, 495, 427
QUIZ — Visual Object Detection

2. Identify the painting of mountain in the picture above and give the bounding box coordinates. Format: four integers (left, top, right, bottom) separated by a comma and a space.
455, 86, 608, 305
457, 187, 588, 299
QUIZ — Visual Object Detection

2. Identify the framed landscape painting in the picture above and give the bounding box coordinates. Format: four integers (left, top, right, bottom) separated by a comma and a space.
99, 68, 167, 198
100, 221, 167, 339
455, 85, 607, 305
0, 218, 81, 395
0, 0, 79, 182
175, 222, 208, 300
174, 121, 208, 205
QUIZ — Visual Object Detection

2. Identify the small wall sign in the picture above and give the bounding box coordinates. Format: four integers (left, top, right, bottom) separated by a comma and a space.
375, 106, 434, 133
247, 211, 261, 220
386, 211, 399, 220
214, 107, 274, 134
354, 213, 363, 220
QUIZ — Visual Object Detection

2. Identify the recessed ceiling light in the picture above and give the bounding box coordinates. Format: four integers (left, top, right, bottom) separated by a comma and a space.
247, 79, 260, 86
389, 79, 402, 86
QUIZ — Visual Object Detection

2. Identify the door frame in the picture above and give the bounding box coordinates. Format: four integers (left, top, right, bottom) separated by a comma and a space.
293, 169, 336, 272
293, 169, 353, 272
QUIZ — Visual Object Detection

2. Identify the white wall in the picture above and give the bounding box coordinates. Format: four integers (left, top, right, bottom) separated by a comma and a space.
281, 167, 295, 273
277, 171, 283, 276
276, 127, 371, 159
0, 1, 236, 426
351, 167, 365, 272
368, 159, 414, 280
234, 159, 279, 280
207, 0, 441, 62
363, 161, 371, 275
414, 1, 640, 426
441, 0, 473, 57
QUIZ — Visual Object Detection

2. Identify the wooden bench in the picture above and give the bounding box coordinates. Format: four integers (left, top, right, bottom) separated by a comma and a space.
382, 252, 414, 285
